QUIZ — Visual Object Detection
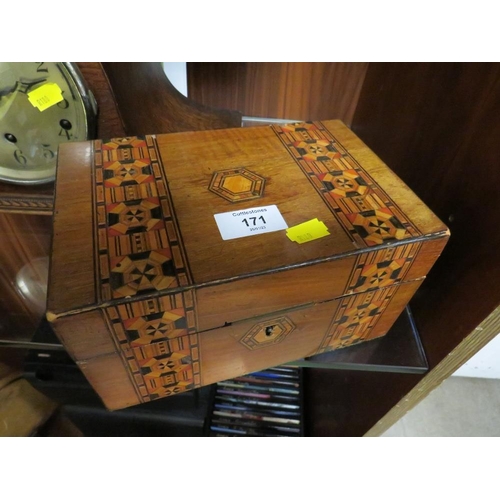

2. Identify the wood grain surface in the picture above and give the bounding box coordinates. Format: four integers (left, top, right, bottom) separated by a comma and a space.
47, 118, 448, 409
0, 183, 54, 215
187, 63, 369, 125
48, 120, 448, 316
0, 213, 52, 341
69, 280, 421, 410
77, 353, 143, 410
195, 236, 446, 331
365, 306, 500, 436
158, 120, 447, 284
27, 61, 498, 431
199, 280, 422, 386
47, 142, 96, 315
353, 63, 500, 369
102, 63, 242, 136
304, 62, 500, 436
76, 62, 126, 139
159, 124, 356, 283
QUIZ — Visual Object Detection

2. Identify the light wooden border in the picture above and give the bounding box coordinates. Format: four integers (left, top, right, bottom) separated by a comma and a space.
366, 305, 500, 436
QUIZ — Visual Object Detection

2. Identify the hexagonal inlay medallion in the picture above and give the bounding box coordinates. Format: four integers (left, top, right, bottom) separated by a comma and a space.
209, 168, 265, 203
240, 316, 296, 350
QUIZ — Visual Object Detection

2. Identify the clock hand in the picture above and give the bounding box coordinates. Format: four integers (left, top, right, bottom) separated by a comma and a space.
0, 78, 47, 99
0, 82, 19, 121
0, 87, 21, 121
0, 84, 18, 99
16, 78, 48, 95
0, 78, 49, 121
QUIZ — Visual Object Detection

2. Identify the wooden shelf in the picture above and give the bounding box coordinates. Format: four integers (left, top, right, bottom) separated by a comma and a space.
0, 182, 54, 215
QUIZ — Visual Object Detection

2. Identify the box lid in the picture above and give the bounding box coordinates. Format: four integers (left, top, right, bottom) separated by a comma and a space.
48, 120, 448, 318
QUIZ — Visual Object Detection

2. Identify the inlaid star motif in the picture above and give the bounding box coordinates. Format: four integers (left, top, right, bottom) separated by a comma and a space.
122, 309, 187, 346
106, 199, 163, 235
341, 302, 380, 326
368, 218, 392, 235
124, 208, 146, 225
335, 178, 354, 189
369, 270, 389, 285
109, 250, 176, 298
307, 145, 324, 155
117, 165, 138, 179
292, 139, 341, 161
346, 209, 407, 246
103, 159, 153, 186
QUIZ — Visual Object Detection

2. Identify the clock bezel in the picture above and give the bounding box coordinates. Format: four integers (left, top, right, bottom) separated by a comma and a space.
0, 62, 98, 186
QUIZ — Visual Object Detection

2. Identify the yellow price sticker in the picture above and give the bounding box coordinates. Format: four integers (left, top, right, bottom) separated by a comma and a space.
27, 82, 64, 112
286, 218, 330, 244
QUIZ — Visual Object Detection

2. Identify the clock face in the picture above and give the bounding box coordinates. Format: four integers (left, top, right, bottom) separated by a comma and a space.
0, 62, 96, 185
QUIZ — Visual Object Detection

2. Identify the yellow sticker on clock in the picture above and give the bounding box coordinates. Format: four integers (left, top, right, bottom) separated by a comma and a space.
27, 82, 64, 112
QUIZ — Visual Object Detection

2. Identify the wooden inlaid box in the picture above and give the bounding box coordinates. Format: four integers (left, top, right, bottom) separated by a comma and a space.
47, 120, 449, 410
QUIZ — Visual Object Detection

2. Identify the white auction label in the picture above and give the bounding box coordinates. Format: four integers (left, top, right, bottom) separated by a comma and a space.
214, 205, 289, 241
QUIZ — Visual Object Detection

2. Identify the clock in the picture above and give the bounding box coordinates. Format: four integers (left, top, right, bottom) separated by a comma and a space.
0, 62, 97, 185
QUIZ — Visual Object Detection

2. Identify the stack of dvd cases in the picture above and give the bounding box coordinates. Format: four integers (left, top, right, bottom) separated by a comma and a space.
205, 366, 304, 436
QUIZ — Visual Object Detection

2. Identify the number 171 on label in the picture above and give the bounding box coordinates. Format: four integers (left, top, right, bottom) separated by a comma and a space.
214, 205, 289, 241
241, 216, 266, 227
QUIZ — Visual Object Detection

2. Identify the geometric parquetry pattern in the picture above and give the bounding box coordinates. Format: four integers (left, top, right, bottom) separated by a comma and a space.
315, 243, 422, 351
89, 127, 425, 400
134, 337, 196, 399
346, 208, 407, 246
209, 168, 265, 203
107, 199, 164, 235
346, 242, 421, 294
271, 121, 424, 353
318, 287, 398, 351
122, 310, 188, 347
272, 122, 421, 247
354, 259, 405, 290
104, 291, 200, 402
93, 136, 191, 301
93, 138, 198, 403
110, 249, 177, 298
